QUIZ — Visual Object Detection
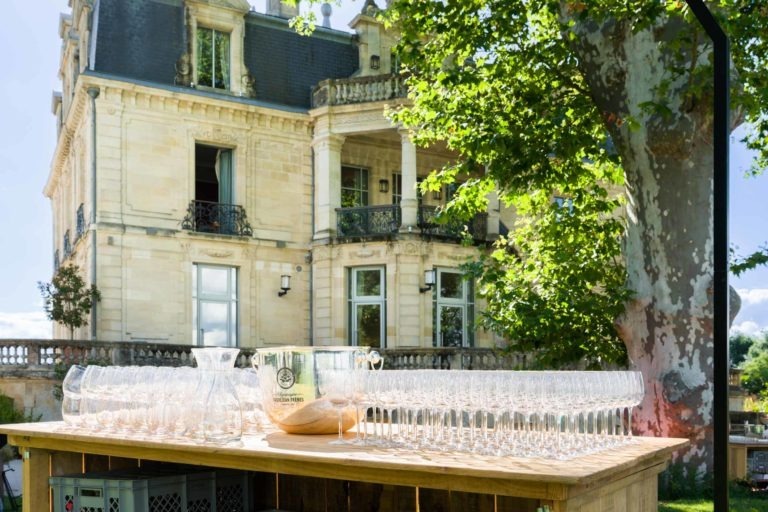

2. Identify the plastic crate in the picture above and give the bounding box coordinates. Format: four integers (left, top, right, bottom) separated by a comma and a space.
50, 469, 217, 512
214, 470, 252, 512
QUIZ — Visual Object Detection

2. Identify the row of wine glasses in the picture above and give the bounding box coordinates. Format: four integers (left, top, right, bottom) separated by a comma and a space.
324, 370, 644, 460
61, 355, 265, 443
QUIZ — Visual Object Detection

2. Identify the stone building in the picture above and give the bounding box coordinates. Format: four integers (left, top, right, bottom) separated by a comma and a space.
45, 0, 506, 349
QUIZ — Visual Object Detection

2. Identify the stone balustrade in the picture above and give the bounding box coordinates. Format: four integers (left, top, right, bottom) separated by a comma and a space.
0, 339, 255, 378
0, 339, 526, 376
312, 74, 407, 107
380, 347, 527, 370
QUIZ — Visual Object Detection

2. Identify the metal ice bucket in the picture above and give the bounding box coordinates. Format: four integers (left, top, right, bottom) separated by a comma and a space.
253, 346, 380, 434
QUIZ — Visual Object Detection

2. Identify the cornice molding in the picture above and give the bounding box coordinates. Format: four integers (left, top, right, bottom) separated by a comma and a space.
46, 74, 315, 198
45, 87, 89, 198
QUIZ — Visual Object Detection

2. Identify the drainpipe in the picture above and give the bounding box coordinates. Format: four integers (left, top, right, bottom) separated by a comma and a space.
309, 147, 315, 346
87, 86, 100, 340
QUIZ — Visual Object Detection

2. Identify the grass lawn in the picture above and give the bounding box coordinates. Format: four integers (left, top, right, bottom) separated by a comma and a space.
659, 497, 768, 511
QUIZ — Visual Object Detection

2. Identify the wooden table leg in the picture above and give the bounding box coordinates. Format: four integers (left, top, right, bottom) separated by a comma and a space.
20, 447, 50, 512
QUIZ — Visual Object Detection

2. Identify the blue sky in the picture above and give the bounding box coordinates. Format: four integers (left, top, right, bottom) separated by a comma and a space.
0, 0, 766, 340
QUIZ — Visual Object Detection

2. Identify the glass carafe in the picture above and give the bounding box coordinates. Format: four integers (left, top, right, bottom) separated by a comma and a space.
192, 347, 242, 444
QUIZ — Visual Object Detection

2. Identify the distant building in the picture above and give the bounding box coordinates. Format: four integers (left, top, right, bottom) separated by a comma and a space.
46, 0, 507, 349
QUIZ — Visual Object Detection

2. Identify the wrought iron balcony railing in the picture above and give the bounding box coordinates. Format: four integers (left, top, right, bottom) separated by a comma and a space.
181, 200, 253, 237
336, 204, 401, 238
418, 206, 488, 241
312, 74, 407, 107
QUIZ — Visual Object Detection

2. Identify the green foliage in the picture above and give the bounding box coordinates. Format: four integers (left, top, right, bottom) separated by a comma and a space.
0, 393, 41, 424
658, 461, 713, 501
464, 180, 631, 369
659, 479, 768, 511
742, 351, 768, 395
38, 264, 101, 340
731, 334, 757, 368
732, 246, 768, 277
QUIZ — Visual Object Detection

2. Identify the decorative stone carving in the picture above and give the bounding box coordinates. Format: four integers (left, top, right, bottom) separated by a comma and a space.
175, 53, 192, 87
202, 249, 234, 258
185, 0, 250, 14
241, 70, 256, 98
191, 128, 242, 145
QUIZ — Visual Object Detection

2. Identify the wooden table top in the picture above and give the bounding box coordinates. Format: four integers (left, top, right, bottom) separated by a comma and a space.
1, 422, 688, 500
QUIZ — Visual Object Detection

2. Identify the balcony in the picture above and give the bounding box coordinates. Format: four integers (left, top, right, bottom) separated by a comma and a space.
418, 206, 488, 242
336, 204, 400, 238
335, 204, 489, 243
181, 200, 253, 237
312, 74, 407, 108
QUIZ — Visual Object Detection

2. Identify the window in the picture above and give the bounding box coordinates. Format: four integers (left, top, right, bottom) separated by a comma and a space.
433, 269, 474, 348
197, 27, 230, 89
341, 166, 369, 207
392, 173, 424, 205
63, 230, 72, 259
76, 204, 85, 241
348, 267, 386, 348
193, 264, 238, 347
195, 144, 233, 205
392, 173, 401, 204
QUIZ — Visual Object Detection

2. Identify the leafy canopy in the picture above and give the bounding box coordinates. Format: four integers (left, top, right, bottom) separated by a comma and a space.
380, 0, 634, 366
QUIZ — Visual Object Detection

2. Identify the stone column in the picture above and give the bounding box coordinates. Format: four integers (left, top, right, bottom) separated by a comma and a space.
399, 129, 418, 231
312, 134, 345, 239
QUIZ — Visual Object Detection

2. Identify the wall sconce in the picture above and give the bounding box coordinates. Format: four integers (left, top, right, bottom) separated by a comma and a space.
420, 269, 436, 293
432, 188, 442, 201
278, 274, 291, 297
379, 179, 389, 193
370, 55, 381, 70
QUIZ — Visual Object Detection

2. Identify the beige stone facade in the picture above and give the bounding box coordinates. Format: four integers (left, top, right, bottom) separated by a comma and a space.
45, 0, 501, 350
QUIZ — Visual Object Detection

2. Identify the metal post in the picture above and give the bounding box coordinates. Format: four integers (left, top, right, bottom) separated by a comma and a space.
684, 2, 730, 510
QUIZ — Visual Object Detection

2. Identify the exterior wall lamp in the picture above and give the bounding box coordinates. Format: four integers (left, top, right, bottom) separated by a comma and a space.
278, 274, 291, 297
420, 269, 436, 293
379, 179, 389, 193
370, 55, 380, 70
432, 188, 442, 201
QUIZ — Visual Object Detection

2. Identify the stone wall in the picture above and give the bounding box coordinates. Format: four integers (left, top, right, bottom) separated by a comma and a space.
0, 375, 61, 422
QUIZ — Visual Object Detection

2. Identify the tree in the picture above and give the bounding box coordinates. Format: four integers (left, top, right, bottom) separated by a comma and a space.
378, 0, 767, 478
741, 351, 768, 395
38, 265, 101, 340
463, 181, 632, 369
730, 333, 755, 368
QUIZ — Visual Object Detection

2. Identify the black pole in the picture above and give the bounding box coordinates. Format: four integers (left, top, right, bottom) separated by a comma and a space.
684, 2, 730, 511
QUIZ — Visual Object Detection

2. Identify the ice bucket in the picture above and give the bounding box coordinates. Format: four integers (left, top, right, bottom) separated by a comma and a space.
253, 346, 379, 434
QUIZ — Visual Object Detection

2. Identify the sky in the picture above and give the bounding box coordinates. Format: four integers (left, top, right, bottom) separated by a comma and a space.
0, 0, 766, 340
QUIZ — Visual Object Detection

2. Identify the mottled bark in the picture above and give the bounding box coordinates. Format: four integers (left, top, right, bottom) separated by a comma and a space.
565, 13, 720, 476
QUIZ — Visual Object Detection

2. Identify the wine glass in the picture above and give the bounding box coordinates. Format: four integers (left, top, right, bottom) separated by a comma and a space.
318, 369, 355, 445
61, 365, 86, 427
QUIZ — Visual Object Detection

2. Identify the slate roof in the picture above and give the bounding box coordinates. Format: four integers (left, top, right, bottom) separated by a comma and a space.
92, 0, 359, 109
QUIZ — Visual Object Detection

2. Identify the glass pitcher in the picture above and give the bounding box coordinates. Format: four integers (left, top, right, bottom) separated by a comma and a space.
192, 347, 242, 444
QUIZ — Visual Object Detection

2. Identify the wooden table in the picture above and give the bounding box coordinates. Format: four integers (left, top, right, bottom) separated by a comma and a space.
1, 422, 686, 512
729, 435, 768, 481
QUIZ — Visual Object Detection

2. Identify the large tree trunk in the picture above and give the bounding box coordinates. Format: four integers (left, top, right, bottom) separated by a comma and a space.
566, 14, 723, 477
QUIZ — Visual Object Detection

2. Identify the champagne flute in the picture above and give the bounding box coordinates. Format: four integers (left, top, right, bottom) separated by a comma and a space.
318, 369, 354, 445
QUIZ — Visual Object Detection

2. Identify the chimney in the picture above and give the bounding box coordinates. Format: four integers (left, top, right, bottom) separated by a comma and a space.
266, 0, 299, 19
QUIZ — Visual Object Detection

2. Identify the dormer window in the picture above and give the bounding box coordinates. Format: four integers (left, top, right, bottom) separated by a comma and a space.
185, 0, 249, 95
196, 27, 230, 90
